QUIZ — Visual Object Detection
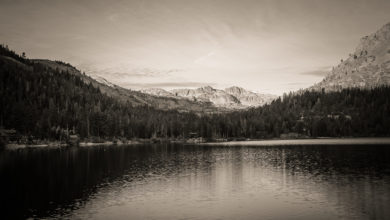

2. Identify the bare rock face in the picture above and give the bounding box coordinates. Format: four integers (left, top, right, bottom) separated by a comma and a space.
312, 22, 390, 91
224, 86, 276, 107
142, 86, 277, 109
94, 76, 116, 87
140, 88, 175, 97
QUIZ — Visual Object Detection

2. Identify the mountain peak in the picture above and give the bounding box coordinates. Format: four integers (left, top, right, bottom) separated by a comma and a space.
197, 85, 215, 92
312, 22, 390, 91
225, 86, 247, 95
140, 88, 174, 97
142, 85, 276, 108
378, 22, 390, 33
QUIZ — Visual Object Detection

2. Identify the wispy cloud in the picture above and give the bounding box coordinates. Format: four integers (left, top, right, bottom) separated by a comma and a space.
121, 82, 216, 89
194, 51, 216, 64
2, 0, 390, 95
299, 66, 332, 77
88, 68, 184, 78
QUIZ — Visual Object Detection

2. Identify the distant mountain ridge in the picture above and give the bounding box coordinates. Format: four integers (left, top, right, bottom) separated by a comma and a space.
141, 86, 276, 108
1, 44, 275, 112
2, 43, 390, 144
0, 54, 220, 113
311, 22, 390, 91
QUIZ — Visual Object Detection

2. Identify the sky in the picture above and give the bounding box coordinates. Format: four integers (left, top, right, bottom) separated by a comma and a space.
1, 0, 390, 95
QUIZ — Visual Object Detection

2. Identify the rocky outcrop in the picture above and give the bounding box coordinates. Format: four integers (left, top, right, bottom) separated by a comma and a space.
312, 22, 390, 91
140, 88, 175, 97
224, 86, 276, 107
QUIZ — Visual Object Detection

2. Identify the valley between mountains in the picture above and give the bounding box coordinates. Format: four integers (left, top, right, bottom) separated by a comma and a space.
1, 22, 390, 146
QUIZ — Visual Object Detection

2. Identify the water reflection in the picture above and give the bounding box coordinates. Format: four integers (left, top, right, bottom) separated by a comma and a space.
0, 144, 389, 219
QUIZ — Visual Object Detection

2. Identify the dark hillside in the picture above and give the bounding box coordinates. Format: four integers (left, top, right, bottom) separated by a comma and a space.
1, 45, 390, 142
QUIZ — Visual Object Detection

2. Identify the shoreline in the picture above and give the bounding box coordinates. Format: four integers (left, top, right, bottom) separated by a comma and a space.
201, 137, 390, 146
4, 141, 141, 150
3, 137, 390, 150
3, 138, 182, 150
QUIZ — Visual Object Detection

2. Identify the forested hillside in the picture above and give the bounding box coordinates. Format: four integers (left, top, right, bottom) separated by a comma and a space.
0, 45, 203, 141
1, 45, 390, 143
210, 88, 390, 139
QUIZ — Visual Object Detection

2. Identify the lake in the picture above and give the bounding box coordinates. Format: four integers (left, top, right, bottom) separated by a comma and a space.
1, 143, 390, 219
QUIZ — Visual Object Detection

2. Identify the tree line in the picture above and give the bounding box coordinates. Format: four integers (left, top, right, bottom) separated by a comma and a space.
1, 45, 390, 143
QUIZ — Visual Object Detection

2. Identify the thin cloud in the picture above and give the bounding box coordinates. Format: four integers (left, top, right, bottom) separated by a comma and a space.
300, 66, 332, 77
284, 82, 311, 86
88, 68, 185, 78
121, 82, 216, 89
194, 51, 216, 64
2, 0, 390, 95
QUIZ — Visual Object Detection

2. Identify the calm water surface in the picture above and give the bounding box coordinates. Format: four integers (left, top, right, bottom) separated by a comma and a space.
1, 144, 390, 219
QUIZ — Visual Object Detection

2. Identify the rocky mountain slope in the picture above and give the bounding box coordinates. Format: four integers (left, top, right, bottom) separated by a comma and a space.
224, 86, 276, 106
311, 22, 390, 91
140, 88, 176, 97
0, 52, 218, 113
141, 86, 276, 108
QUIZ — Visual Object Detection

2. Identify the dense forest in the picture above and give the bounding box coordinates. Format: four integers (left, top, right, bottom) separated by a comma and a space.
1, 45, 390, 144
215, 88, 390, 138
